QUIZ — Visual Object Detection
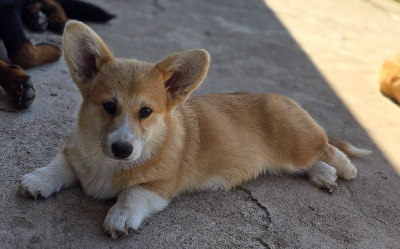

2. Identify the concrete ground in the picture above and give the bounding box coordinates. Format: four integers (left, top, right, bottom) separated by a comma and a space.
1, 0, 399, 248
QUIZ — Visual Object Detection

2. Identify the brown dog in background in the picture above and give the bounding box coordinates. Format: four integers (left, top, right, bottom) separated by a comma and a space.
380, 54, 400, 104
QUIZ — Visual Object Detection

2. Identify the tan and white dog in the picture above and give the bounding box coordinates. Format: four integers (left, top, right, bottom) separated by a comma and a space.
18, 21, 371, 238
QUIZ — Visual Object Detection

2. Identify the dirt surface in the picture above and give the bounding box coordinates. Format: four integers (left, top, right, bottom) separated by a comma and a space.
0, 0, 399, 248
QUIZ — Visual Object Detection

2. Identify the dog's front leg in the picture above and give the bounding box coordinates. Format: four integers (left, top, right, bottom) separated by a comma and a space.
103, 186, 169, 239
19, 150, 77, 199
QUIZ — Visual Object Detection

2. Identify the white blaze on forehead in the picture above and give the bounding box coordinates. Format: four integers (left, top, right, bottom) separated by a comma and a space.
108, 115, 136, 143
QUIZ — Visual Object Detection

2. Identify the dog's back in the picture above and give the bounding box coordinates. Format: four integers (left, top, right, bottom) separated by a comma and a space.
179, 93, 326, 190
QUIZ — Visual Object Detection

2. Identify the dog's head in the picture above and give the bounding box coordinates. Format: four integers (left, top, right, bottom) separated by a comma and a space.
63, 21, 210, 162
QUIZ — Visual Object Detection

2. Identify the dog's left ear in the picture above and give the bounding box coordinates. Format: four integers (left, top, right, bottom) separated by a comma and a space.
156, 49, 210, 106
63, 20, 114, 88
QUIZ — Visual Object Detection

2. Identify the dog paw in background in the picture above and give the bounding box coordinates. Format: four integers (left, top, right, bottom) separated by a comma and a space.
0, 61, 35, 109
40, 0, 68, 33
21, 1, 49, 32
380, 54, 400, 105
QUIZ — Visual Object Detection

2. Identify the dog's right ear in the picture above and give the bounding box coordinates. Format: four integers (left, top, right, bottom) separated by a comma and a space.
63, 20, 114, 88
156, 49, 210, 107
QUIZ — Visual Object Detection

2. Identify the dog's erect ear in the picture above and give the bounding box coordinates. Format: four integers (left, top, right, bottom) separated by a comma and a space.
63, 20, 114, 87
156, 49, 210, 106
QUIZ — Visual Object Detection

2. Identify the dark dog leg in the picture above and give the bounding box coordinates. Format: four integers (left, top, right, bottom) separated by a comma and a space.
0, 60, 35, 109
0, 2, 61, 69
8, 40, 61, 69
56, 0, 115, 23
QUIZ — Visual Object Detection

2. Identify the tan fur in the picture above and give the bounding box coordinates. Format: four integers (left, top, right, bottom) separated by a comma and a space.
19, 21, 371, 237
379, 54, 400, 104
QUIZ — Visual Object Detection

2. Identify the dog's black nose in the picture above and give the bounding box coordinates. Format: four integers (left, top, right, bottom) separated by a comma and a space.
111, 142, 133, 159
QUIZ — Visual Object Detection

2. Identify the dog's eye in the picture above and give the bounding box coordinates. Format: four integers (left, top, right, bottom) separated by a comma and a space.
103, 102, 116, 116
139, 107, 152, 119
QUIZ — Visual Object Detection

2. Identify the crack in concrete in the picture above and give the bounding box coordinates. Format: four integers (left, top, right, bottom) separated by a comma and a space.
238, 186, 272, 224
255, 237, 272, 249
153, 0, 166, 12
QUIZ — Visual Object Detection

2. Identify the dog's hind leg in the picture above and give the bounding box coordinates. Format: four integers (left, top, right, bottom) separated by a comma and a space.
306, 139, 368, 191
0, 2, 61, 69
0, 60, 35, 108
0, 1, 26, 58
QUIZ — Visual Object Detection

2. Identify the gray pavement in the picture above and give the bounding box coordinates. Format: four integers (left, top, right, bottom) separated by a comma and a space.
1, 0, 399, 248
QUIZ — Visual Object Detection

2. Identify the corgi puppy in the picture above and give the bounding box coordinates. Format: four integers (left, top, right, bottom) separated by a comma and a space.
18, 20, 371, 238
380, 54, 400, 104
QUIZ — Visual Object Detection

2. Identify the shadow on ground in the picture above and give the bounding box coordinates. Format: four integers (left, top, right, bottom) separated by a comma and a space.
0, 0, 399, 248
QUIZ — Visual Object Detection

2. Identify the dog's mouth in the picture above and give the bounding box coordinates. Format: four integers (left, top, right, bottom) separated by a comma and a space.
105, 154, 132, 161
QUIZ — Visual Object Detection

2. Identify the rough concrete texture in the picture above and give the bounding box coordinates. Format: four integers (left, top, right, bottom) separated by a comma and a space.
1, 0, 399, 248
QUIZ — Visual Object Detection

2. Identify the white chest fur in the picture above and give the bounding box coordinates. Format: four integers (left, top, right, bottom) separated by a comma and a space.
72, 156, 120, 199
66, 131, 126, 199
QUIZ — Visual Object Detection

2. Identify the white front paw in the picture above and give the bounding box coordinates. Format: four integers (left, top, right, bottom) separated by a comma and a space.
19, 169, 61, 199
103, 203, 143, 239
103, 186, 169, 238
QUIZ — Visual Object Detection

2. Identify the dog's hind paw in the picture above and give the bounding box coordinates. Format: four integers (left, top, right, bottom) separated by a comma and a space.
307, 161, 338, 193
